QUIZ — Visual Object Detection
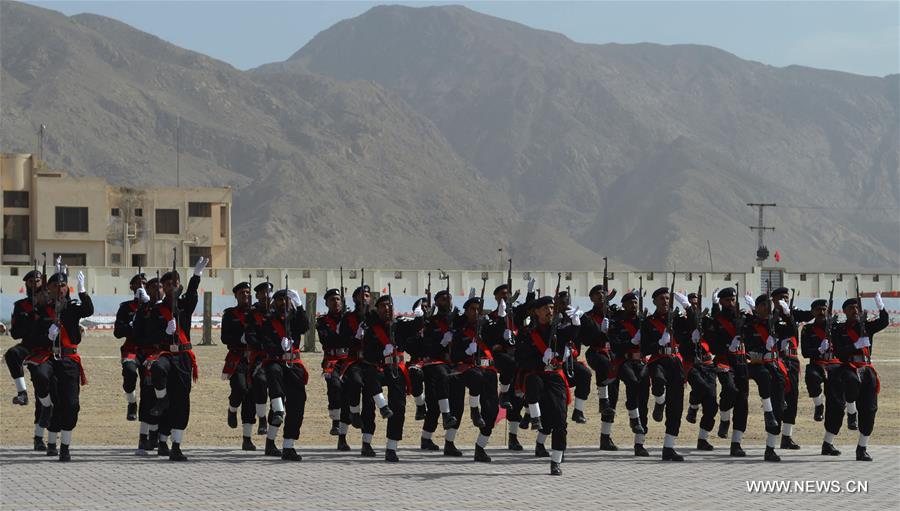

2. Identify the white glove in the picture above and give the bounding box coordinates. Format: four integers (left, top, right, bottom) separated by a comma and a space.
780, 338, 792, 352
286, 289, 302, 308
658, 331, 670, 347
600, 317, 609, 333
563, 346, 571, 361
853, 336, 871, 349
528, 278, 536, 293
711, 288, 720, 305
413, 304, 424, 318
673, 292, 690, 308
765, 335, 776, 351
465, 341, 477, 355
728, 337, 741, 352
135, 288, 150, 303
166, 319, 177, 335
280, 337, 293, 352
440, 331, 453, 347
691, 329, 701, 343
76, 271, 86, 293
193, 257, 208, 277
630, 330, 641, 346
778, 299, 790, 315
568, 306, 581, 326
503, 329, 513, 342
48, 324, 59, 341
818, 339, 830, 354
240, 333, 247, 345
875, 292, 884, 311
355, 325, 365, 340
61, 264, 68, 276
54, 256, 62, 273
383, 344, 394, 357
743, 294, 755, 311
542, 348, 553, 364
498, 299, 507, 318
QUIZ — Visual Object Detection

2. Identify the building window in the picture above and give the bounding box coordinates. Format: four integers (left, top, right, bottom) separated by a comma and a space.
394, 271, 403, 279
134, 208, 143, 217
10, 267, 19, 276
188, 202, 212, 217
111, 208, 120, 217
836, 274, 843, 282
800, 273, 807, 281
873, 274, 880, 282
3, 191, 28, 208
564, 272, 572, 281
155, 209, 179, 234
302, 269, 311, 278
2, 215, 29, 255
189, 246, 211, 266
111, 253, 121, 265
55, 207, 89, 232
220, 206, 228, 237
56, 253, 86, 266
131, 254, 147, 267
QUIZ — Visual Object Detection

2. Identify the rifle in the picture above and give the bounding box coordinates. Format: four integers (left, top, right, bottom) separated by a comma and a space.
339, 266, 347, 315
479, 274, 487, 311
424, 271, 433, 318
823, 279, 836, 353
284, 274, 292, 362
171, 248, 179, 346
666, 270, 677, 337
264, 276, 271, 316
638, 275, 645, 319
855, 276, 869, 362
789, 288, 796, 310
358, 268, 368, 324
386, 282, 399, 379
602, 257, 610, 318
503, 259, 516, 345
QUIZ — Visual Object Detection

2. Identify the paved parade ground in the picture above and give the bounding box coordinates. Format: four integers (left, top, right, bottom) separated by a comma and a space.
1, 444, 898, 510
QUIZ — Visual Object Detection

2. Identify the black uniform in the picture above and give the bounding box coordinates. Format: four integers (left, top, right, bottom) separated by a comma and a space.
316, 310, 352, 433
450, 315, 501, 452
113, 299, 141, 402
800, 318, 845, 436
221, 304, 258, 427
607, 310, 649, 438
741, 314, 793, 436
7, 295, 43, 427
705, 306, 750, 441
640, 310, 688, 439
682, 310, 718, 438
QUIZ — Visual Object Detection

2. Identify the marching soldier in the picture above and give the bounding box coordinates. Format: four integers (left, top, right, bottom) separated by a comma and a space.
315, 288, 352, 451
132, 277, 159, 455
113, 272, 147, 422
769, 287, 810, 450
416, 290, 460, 454
249, 281, 273, 435
340, 285, 375, 456
25, 270, 92, 461
578, 284, 619, 450
679, 292, 718, 451
220, 282, 258, 451
607, 292, 650, 456
832, 293, 889, 461
556, 291, 591, 426
5, 269, 48, 451
800, 298, 845, 455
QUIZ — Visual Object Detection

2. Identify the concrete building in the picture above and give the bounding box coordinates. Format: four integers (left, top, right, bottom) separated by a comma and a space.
1, 153, 231, 268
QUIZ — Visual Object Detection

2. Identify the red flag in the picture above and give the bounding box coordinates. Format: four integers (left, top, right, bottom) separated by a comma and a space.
774, 250, 781, 262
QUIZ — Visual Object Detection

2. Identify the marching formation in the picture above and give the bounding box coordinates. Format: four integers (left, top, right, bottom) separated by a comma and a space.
3, 257, 890, 476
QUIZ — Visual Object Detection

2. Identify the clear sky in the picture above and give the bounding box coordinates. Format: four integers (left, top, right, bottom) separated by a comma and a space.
30, 1, 900, 77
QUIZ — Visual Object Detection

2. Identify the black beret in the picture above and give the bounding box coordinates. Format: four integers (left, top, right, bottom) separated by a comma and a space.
755, 294, 770, 307
130, 273, 147, 286
434, 290, 451, 301
146, 277, 160, 287
47, 272, 68, 284
254, 282, 273, 293
811, 299, 827, 308
161, 271, 180, 283
232, 282, 251, 293
272, 289, 287, 300
621, 292, 637, 303
352, 285, 371, 298
558, 290, 569, 298
842, 298, 858, 309
463, 297, 482, 309
493, 284, 509, 296
324, 288, 340, 300
589, 284, 605, 296
770, 287, 789, 298
533, 296, 554, 308
687, 293, 698, 301
717, 287, 736, 299
23, 270, 42, 281
375, 294, 393, 306
651, 287, 669, 299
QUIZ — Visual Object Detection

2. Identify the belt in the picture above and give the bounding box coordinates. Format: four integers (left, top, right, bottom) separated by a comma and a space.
849, 355, 870, 364
696, 354, 713, 363
281, 352, 303, 361
166, 343, 193, 352
476, 358, 493, 368
326, 348, 348, 357
748, 351, 777, 363
53, 347, 78, 356
782, 348, 798, 357
625, 352, 644, 361
658, 346, 679, 355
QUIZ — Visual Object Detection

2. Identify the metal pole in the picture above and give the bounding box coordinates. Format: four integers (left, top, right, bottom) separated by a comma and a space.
303, 292, 317, 352
200, 291, 213, 345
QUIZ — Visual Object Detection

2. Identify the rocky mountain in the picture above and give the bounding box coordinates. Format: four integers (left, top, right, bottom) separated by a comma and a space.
2, 2, 897, 271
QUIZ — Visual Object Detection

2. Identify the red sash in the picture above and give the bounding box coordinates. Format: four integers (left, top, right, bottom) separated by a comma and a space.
222, 307, 251, 375
458, 325, 496, 373
845, 324, 879, 394
646, 317, 682, 365
372, 323, 412, 394
159, 304, 198, 382
751, 322, 791, 394
585, 311, 610, 353
810, 325, 841, 365
609, 319, 643, 378
27, 306, 87, 385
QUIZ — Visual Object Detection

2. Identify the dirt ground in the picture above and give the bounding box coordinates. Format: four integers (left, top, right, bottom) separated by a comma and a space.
1, 330, 898, 448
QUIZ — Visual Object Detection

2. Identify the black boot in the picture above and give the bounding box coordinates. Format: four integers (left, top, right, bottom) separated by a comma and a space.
534, 443, 550, 458
550, 461, 562, 476
717, 420, 730, 439
329, 420, 340, 436
46, 443, 58, 457
696, 438, 714, 451
730, 442, 746, 457
281, 447, 302, 461
379, 406, 394, 419
360, 442, 376, 457
600, 434, 618, 451
148, 430, 159, 450
169, 442, 188, 461
227, 409, 238, 429
442, 412, 458, 429
662, 447, 684, 461
137, 434, 149, 453
126, 402, 138, 422
530, 416, 543, 431
519, 414, 531, 430
847, 412, 858, 430
351, 412, 362, 429
12, 390, 28, 406
337, 435, 351, 452
157, 441, 170, 457
149, 395, 169, 417
652, 401, 665, 422
634, 444, 649, 457
443, 441, 462, 457
821, 442, 841, 456
507, 433, 523, 451
499, 393, 512, 410
257, 416, 268, 435
764, 447, 781, 462
420, 438, 440, 451
242, 436, 257, 451
415, 404, 427, 420
572, 409, 587, 424
686, 406, 698, 424
780, 436, 800, 450
38, 404, 53, 428
270, 410, 285, 427
474, 445, 492, 463
763, 411, 778, 431
856, 445, 872, 461
385, 449, 399, 462
58, 444, 70, 462
813, 404, 824, 422
33, 436, 46, 452
265, 438, 281, 457
471, 407, 485, 428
